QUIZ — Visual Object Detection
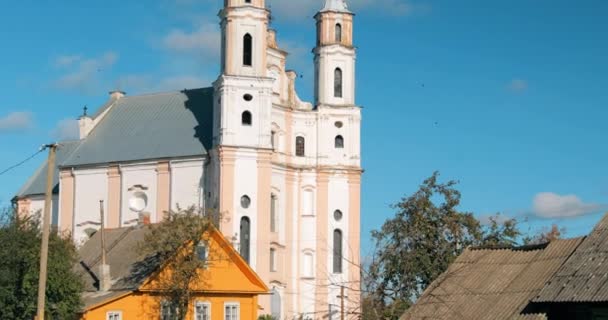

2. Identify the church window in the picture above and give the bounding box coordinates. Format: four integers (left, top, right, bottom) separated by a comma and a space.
240, 195, 251, 209
296, 136, 305, 157
270, 248, 277, 272
245, 0, 251, 3
240, 217, 251, 264
270, 194, 278, 232
333, 229, 343, 273
271, 131, 276, 150
242, 111, 252, 126
243, 34, 253, 66
334, 210, 343, 221
335, 135, 344, 149
334, 68, 343, 98
271, 289, 282, 319
335, 23, 342, 43
243, 94, 253, 101
303, 251, 314, 278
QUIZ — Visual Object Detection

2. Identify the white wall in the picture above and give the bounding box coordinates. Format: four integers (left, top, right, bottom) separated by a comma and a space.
120, 163, 157, 226
232, 149, 259, 269
27, 195, 58, 226
171, 159, 204, 211
73, 168, 108, 244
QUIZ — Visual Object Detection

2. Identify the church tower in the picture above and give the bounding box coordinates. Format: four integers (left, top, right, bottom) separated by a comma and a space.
314, 0, 356, 106
212, 0, 275, 310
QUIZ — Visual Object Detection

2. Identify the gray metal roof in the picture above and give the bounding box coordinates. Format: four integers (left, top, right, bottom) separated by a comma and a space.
401, 238, 583, 320
15, 140, 81, 197
534, 213, 608, 303
62, 87, 214, 167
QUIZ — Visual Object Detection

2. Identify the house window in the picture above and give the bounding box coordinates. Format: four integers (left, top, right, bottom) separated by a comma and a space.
334, 68, 343, 98
333, 229, 343, 273
335, 135, 344, 149
161, 301, 172, 320
270, 194, 277, 232
195, 302, 211, 320
270, 248, 277, 272
296, 136, 305, 157
106, 311, 122, 320
242, 111, 252, 126
243, 34, 252, 66
240, 217, 251, 264
335, 23, 342, 43
225, 303, 240, 320
196, 242, 208, 262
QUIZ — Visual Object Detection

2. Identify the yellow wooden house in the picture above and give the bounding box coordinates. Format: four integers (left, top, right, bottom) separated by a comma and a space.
76, 225, 268, 320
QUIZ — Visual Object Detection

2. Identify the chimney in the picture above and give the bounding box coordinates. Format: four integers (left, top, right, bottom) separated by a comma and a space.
109, 90, 126, 100
99, 264, 112, 291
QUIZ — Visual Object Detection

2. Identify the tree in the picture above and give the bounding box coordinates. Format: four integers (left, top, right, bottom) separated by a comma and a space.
0, 208, 82, 320
364, 172, 522, 319
524, 224, 566, 245
138, 208, 215, 320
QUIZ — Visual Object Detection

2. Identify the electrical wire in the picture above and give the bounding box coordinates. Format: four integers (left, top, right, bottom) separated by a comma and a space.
0, 146, 47, 177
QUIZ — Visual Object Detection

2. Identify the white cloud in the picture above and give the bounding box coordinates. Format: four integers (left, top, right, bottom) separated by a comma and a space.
0, 112, 34, 132
533, 192, 604, 218
51, 119, 80, 141
162, 23, 220, 59
53, 52, 119, 94
508, 79, 528, 93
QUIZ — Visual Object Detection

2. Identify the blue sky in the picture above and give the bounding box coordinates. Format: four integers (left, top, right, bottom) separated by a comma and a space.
1, 0, 607, 255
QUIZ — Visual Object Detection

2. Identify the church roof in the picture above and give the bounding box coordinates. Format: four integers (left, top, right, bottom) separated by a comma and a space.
320, 0, 351, 13
15, 140, 81, 198
62, 87, 214, 167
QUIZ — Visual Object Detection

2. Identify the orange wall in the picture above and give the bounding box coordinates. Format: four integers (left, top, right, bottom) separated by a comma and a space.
82, 292, 260, 320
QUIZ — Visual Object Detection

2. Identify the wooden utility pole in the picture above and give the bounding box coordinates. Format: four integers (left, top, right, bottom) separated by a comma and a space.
36, 143, 57, 320
100, 200, 106, 266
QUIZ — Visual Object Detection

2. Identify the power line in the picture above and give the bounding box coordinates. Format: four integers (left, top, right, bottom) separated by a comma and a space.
0, 146, 47, 177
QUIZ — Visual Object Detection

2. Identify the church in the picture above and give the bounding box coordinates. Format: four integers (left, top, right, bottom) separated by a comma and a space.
14, 0, 362, 318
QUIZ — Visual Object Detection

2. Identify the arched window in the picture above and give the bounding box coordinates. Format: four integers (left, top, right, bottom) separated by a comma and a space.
334, 68, 343, 98
270, 248, 276, 272
271, 289, 282, 319
333, 229, 343, 273
243, 33, 253, 66
296, 136, 305, 157
270, 194, 278, 232
240, 217, 251, 263
335, 23, 342, 43
242, 111, 252, 126
245, 0, 251, 3
335, 135, 344, 149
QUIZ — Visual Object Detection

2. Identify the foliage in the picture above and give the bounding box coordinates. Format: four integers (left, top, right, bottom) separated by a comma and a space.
258, 315, 277, 320
0, 208, 82, 320
524, 224, 566, 245
364, 172, 524, 320
138, 208, 215, 320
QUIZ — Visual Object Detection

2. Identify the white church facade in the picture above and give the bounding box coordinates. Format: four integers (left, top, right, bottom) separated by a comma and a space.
14, 0, 362, 319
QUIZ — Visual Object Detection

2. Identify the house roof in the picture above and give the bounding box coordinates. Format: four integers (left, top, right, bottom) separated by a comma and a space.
62, 87, 214, 167
400, 238, 583, 320
534, 213, 608, 303
77, 224, 268, 311
15, 140, 81, 198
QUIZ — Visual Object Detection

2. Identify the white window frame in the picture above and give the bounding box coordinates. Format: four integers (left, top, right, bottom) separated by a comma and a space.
106, 311, 122, 320
224, 302, 240, 320
160, 301, 172, 320
194, 301, 211, 320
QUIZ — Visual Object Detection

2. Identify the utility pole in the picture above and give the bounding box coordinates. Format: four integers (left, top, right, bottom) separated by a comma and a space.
36, 143, 58, 320
337, 286, 347, 320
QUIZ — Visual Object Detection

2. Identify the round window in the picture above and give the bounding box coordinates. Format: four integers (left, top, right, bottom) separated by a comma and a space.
241, 195, 251, 209
243, 94, 253, 101
129, 191, 148, 212
335, 121, 343, 128
334, 210, 343, 221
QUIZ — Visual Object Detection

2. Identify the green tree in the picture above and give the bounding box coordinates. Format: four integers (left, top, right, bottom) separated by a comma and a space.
138, 208, 215, 320
364, 172, 522, 320
0, 208, 82, 320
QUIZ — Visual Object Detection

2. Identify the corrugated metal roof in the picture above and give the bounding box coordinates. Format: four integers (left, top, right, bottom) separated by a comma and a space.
534, 213, 608, 303
400, 238, 583, 320
15, 140, 81, 197
62, 87, 214, 167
